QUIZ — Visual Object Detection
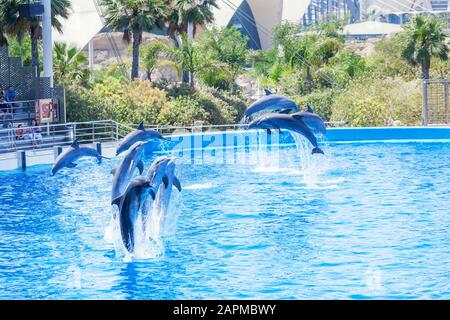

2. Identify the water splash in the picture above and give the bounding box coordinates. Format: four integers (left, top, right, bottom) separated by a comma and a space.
107, 187, 181, 261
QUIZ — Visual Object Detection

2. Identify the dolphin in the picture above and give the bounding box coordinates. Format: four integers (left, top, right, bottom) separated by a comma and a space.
243, 91, 298, 123
112, 176, 154, 254
291, 106, 327, 136
111, 141, 147, 204
154, 159, 181, 210
51, 139, 108, 175
116, 121, 164, 156
140, 156, 172, 228
248, 113, 324, 154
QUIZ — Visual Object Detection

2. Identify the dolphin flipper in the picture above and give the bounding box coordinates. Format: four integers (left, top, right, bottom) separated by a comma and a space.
162, 175, 169, 188
112, 196, 122, 207
66, 163, 77, 168
173, 176, 182, 192
137, 160, 144, 175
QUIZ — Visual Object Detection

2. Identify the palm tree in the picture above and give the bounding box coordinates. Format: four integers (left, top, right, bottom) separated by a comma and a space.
0, 0, 71, 73
402, 16, 449, 80
101, 0, 168, 79
140, 41, 180, 81
167, 0, 217, 83
167, 0, 218, 38
53, 42, 89, 85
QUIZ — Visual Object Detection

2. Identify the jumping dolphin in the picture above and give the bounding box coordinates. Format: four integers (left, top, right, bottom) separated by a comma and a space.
111, 141, 147, 204
116, 121, 164, 156
140, 156, 172, 227
291, 106, 327, 136
140, 157, 181, 225
242, 92, 299, 123
112, 176, 154, 254
248, 113, 324, 154
51, 139, 107, 175
149, 159, 182, 232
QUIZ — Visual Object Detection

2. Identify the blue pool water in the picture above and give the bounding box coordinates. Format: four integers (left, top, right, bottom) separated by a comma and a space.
0, 140, 449, 299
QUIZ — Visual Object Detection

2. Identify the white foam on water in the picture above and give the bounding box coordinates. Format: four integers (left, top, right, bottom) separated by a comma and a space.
184, 182, 215, 190
252, 166, 303, 175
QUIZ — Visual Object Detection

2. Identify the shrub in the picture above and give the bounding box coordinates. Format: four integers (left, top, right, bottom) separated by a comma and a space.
294, 89, 337, 121
66, 78, 168, 124
331, 78, 422, 126
158, 96, 210, 126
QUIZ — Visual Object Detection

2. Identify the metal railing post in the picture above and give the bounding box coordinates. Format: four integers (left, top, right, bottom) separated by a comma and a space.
423, 80, 428, 126
92, 122, 95, 142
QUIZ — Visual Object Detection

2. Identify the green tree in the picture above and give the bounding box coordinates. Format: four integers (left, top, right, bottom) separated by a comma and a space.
171, 34, 202, 88
101, 0, 168, 79
199, 26, 248, 93
140, 41, 180, 81
402, 16, 449, 80
167, 0, 217, 37
0, 0, 71, 72
53, 42, 89, 85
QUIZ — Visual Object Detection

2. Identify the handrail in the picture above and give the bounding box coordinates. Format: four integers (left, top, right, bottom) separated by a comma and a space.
0, 119, 349, 154
0, 99, 36, 105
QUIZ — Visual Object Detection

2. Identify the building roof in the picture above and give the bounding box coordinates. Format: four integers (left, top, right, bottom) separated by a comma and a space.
343, 21, 403, 36
52, 0, 103, 50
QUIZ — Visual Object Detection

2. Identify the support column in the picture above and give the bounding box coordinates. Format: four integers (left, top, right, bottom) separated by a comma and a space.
42, 0, 53, 87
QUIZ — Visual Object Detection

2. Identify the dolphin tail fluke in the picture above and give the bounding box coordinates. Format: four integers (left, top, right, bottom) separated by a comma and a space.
312, 147, 324, 155
173, 176, 182, 192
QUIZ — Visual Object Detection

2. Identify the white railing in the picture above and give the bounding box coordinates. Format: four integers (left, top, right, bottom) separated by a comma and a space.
0, 119, 347, 153
0, 120, 127, 153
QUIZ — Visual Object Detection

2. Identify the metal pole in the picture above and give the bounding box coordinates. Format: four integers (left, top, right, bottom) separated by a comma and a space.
88, 40, 94, 70
42, 0, 53, 87
445, 82, 449, 124
423, 80, 428, 126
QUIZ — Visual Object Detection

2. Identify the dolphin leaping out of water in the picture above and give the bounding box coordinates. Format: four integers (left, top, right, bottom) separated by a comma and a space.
248, 113, 324, 154
112, 176, 154, 254
242, 92, 299, 124
116, 121, 164, 156
51, 139, 108, 176
111, 141, 147, 205
291, 106, 327, 136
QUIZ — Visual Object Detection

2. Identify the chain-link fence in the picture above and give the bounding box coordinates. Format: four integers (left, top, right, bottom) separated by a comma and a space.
423, 79, 449, 126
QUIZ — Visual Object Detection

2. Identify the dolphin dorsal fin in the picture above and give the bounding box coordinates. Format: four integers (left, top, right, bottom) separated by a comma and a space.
137, 121, 145, 131
71, 139, 80, 149
306, 105, 314, 113
264, 89, 272, 96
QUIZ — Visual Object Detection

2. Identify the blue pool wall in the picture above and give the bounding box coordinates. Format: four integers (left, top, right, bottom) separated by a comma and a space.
149, 127, 450, 155
1, 127, 449, 171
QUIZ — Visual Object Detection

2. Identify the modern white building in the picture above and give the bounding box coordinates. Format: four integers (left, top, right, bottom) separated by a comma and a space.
54, 0, 449, 52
